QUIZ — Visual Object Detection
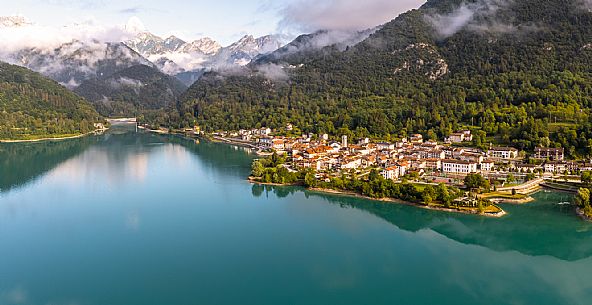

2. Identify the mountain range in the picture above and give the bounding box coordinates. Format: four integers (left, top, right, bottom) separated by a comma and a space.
0, 16, 287, 117
124, 33, 285, 85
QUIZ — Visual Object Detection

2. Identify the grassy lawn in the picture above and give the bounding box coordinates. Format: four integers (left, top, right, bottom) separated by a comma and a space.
412, 183, 428, 192
481, 192, 528, 200
431, 203, 503, 214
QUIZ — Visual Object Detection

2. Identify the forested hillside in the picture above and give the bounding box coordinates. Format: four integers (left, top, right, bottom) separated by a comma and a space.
0, 61, 102, 140
75, 64, 187, 117
179, 0, 592, 158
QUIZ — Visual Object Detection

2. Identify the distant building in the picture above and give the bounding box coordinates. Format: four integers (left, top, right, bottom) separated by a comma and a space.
259, 127, 272, 136
358, 138, 370, 145
445, 130, 473, 143
259, 137, 273, 148
376, 142, 395, 151
480, 160, 495, 172
534, 147, 564, 161
342, 135, 348, 148
272, 139, 285, 151
410, 134, 423, 144
544, 161, 568, 173
487, 147, 519, 159
381, 165, 405, 180
442, 160, 478, 174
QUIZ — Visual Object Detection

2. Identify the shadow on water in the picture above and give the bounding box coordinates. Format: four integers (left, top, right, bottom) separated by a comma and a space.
255, 184, 592, 262
0, 137, 96, 193
164, 135, 257, 178
0, 128, 257, 195
0, 125, 160, 193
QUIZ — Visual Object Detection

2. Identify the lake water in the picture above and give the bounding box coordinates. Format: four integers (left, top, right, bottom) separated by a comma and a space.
1, 126, 591, 305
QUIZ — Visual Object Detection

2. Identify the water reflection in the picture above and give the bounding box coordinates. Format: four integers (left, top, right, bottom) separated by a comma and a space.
255, 184, 592, 261
0, 137, 94, 193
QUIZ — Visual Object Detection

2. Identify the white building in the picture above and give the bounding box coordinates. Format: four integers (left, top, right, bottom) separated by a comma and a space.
341, 158, 361, 170
259, 137, 273, 148
446, 130, 473, 143
480, 160, 495, 172
259, 127, 272, 136
381, 165, 404, 180
487, 147, 519, 159
442, 160, 478, 174
544, 161, 568, 173
377, 142, 395, 151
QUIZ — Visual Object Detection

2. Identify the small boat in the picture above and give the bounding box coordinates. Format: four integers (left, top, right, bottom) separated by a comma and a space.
557, 202, 571, 205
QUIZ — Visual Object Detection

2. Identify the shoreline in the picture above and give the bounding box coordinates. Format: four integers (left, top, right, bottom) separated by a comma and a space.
248, 178, 506, 218
576, 207, 592, 222
0, 129, 107, 143
489, 197, 536, 204
308, 187, 507, 218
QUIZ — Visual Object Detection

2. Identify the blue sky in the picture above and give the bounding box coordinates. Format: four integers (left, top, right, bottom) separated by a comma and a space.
2, 0, 426, 45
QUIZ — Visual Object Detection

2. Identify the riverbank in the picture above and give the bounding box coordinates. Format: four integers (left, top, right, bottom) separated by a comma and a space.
248, 178, 506, 218
308, 187, 506, 218
0, 129, 107, 143
247, 176, 304, 187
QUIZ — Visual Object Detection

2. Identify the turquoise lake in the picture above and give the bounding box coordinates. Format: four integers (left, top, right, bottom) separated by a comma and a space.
1, 126, 591, 305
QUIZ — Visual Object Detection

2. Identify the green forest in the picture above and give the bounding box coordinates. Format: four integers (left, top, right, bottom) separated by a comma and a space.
0, 62, 102, 140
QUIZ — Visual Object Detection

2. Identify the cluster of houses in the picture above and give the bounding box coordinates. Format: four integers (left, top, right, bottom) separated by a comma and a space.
224, 127, 592, 181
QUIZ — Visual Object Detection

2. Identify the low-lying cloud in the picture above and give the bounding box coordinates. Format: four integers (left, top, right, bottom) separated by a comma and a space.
275, 0, 426, 32
425, 0, 532, 38
258, 63, 289, 81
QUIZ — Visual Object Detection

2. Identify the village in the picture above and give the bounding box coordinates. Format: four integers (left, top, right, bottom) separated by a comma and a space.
211, 126, 592, 188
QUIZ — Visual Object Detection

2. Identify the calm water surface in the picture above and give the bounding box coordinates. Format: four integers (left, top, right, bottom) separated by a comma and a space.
1, 127, 591, 305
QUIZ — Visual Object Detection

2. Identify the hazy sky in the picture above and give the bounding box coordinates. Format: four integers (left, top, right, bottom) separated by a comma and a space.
1, 0, 426, 45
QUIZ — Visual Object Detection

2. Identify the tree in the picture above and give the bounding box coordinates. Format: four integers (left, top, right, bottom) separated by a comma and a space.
464, 174, 488, 191
368, 169, 380, 182
582, 171, 592, 186
423, 193, 433, 206
251, 160, 264, 177
304, 171, 317, 188
576, 188, 591, 208
506, 174, 515, 184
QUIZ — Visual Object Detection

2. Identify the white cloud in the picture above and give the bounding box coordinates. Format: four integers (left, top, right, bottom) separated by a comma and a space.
0, 15, 142, 54
276, 0, 426, 32
425, 0, 512, 38
258, 63, 289, 81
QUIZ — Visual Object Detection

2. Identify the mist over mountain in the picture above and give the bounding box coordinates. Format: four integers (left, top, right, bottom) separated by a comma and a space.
124, 32, 286, 85
75, 64, 187, 117
7, 41, 154, 88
